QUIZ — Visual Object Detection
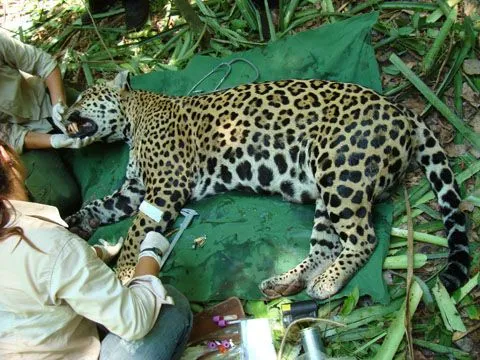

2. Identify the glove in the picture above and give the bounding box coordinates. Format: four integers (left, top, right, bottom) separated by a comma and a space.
51, 101, 68, 134
139, 231, 170, 267
93, 237, 124, 263
50, 134, 94, 149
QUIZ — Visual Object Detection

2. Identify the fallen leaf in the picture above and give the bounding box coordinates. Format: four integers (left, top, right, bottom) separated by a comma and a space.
463, 59, 480, 75
462, 83, 480, 108
444, 143, 467, 157
414, 349, 431, 360
459, 200, 475, 213
469, 147, 480, 159
469, 112, 480, 133
464, 0, 480, 17
401, 96, 426, 114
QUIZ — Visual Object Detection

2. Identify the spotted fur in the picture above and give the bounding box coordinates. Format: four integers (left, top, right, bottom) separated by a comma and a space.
64, 79, 469, 299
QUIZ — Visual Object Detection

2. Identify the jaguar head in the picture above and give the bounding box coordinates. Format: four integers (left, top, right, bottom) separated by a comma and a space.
64, 73, 129, 143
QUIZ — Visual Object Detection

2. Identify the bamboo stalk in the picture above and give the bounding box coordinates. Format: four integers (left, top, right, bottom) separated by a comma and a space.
383, 254, 427, 269
373, 281, 423, 360
391, 228, 447, 247
404, 188, 415, 360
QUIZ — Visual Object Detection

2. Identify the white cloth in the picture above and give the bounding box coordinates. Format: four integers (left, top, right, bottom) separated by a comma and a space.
0, 200, 174, 360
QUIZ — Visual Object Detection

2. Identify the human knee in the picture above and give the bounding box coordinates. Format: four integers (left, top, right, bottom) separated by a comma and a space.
164, 285, 193, 326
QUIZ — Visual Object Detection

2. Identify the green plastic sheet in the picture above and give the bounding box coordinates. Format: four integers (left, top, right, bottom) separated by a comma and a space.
62, 12, 392, 303
21, 150, 81, 217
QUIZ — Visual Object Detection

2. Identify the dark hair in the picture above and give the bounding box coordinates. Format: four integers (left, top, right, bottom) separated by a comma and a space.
0, 141, 41, 251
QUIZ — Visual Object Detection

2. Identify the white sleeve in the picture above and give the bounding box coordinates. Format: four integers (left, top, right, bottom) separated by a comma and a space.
49, 231, 174, 341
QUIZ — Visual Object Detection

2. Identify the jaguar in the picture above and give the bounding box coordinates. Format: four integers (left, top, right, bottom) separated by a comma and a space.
64, 76, 469, 299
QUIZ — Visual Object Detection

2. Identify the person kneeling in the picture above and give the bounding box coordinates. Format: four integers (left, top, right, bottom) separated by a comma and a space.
0, 140, 192, 360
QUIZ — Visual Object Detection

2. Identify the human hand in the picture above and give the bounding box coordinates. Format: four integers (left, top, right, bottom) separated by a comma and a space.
50, 134, 94, 149
139, 231, 170, 267
93, 237, 124, 263
51, 101, 68, 134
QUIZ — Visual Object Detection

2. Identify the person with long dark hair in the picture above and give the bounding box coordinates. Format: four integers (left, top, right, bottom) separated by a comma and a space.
0, 140, 192, 359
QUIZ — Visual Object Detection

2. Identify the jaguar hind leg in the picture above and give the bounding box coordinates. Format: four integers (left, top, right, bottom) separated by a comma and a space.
306, 204, 377, 299
260, 199, 342, 298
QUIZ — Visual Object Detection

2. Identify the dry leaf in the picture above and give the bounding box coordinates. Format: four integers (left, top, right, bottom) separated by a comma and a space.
401, 96, 426, 114
469, 147, 480, 159
463, 59, 480, 75
469, 112, 480, 133
462, 83, 480, 108
459, 200, 475, 213
464, 0, 480, 17
444, 143, 467, 157
414, 349, 432, 360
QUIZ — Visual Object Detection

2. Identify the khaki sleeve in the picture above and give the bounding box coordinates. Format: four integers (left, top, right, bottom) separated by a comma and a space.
49, 231, 174, 341
0, 32, 57, 79
0, 121, 28, 154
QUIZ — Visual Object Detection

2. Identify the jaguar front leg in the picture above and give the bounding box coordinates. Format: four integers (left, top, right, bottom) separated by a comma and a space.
260, 199, 342, 298
66, 154, 144, 239
115, 171, 193, 283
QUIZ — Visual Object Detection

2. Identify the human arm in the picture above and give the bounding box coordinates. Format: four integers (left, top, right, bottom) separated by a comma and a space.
45, 67, 66, 107
23, 131, 94, 150
23, 132, 53, 150
50, 231, 173, 341
45, 66, 70, 133
92, 239, 160, 273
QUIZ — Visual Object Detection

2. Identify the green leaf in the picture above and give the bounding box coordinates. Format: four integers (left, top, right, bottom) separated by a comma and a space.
340, 286, 360, 316
432, 280, 467, 332
244, 300, 269, 318
414, 276, 435, 311
231, 18, 248, 30
452, 272, 480, 304
397, 26, 414, 36
465, 304, 480, 320
382, 64, 401, 75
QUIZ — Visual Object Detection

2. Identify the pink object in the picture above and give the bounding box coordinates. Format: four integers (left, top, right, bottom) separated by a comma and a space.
212, 314, 238, 323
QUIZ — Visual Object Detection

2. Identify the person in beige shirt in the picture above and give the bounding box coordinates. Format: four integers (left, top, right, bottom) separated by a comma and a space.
0, 31, 96, 215
0, 31, 92, 153
0, 140, 193, 359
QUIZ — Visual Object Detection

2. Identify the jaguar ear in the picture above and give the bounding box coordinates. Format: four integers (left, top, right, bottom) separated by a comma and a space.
107, 70, 130, 90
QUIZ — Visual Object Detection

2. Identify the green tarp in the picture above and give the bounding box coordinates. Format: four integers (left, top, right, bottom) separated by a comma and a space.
29, 12, 393, 303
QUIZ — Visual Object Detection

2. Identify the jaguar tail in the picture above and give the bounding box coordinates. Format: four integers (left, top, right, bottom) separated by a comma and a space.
412, 117, 469, 292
